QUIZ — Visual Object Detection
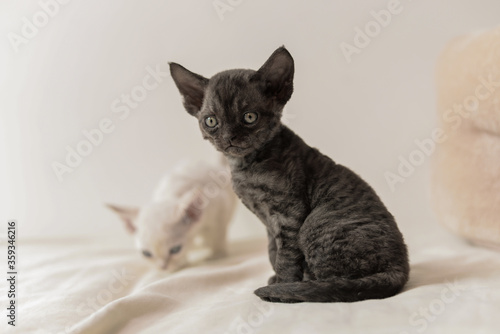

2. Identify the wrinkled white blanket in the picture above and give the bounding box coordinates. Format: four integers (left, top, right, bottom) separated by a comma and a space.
2, 231, 500, 334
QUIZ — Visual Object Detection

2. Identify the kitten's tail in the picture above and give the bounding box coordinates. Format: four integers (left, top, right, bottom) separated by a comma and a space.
254, 270, 408, 303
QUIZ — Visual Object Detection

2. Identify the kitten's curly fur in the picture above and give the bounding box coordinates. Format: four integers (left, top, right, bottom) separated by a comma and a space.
170, 47, 409, 303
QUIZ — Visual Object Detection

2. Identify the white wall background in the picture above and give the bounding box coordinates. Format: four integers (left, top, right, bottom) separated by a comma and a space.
1, 0, 499, 246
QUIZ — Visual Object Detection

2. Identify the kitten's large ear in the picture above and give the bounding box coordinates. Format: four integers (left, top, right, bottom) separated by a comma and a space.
169, 63, 209, 116
106, 204, 139, 234
254, 46, 294, 104
180, 189, 205, 225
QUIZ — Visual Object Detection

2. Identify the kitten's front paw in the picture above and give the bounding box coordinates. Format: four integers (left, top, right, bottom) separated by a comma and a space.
272, 273, 303, 284
267, 274, 301, 285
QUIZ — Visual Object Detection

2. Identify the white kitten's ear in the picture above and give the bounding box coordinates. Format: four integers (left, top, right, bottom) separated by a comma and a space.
254, 46, 294, 104
169, 62, 209, 116
181, 189, 205, 225
106, 204, 139, 234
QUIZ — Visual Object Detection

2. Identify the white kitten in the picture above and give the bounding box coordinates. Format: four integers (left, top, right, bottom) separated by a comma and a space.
107, 156, 237, 272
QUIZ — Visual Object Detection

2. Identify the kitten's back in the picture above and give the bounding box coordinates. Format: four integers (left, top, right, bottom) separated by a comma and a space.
153, 158, 228, 202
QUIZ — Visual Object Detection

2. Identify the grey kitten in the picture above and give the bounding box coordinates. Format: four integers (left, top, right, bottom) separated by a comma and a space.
169, 47, 409, 303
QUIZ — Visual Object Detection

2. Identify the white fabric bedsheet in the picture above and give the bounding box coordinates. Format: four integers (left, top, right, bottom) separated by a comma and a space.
2, 229, 500, 334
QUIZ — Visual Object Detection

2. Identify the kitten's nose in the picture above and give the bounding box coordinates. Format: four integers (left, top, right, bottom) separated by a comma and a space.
223, 133, 237, 144
159, 259, 169, 270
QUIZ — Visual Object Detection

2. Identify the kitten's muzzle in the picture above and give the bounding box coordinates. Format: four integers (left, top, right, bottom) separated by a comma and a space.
224, 144, 252, 157
159, 258, 170, 270
224, 145, 241, 153
224, 143, 246, 151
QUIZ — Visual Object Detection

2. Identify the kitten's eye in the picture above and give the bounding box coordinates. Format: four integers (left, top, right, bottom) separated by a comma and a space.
142, 250, 152, 258
205, 116, 218, 128
243, 112, 258, 124
170, 245, 182, 255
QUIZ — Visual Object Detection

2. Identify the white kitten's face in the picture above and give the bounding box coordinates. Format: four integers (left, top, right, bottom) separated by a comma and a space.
107, 189, 203, 271
134, 201, 198, 271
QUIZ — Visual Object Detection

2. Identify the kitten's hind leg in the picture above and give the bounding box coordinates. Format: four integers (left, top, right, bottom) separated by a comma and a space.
302, 260, 316, 281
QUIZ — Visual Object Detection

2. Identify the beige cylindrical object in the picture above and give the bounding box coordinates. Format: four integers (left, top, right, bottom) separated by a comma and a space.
433, 26, 500, 249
